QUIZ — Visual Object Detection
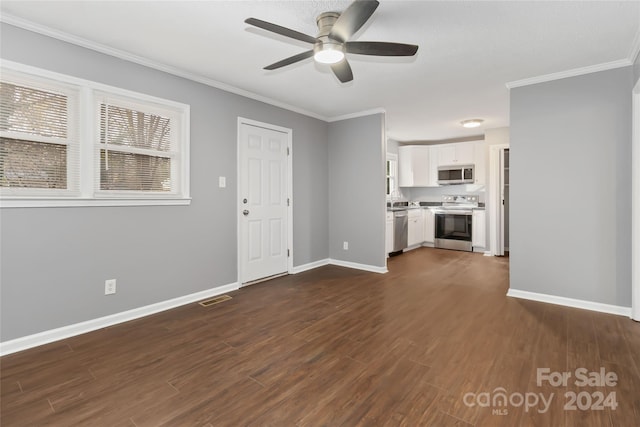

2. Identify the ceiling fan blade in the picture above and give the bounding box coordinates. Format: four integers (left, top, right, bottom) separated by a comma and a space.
331, 60, 354, 83
345, 41, 418, 57
329, 0, 380, 43
264, 50, 315, 70
245, 17, 317, 44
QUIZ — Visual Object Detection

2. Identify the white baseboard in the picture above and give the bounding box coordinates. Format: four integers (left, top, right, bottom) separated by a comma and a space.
328, 258, 388, 274
507, 288, 632, 317
290, 258, 330, 274
0, 282, 239, 356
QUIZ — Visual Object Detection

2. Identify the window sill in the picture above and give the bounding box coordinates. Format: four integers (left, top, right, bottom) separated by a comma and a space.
0, 197, 192, 208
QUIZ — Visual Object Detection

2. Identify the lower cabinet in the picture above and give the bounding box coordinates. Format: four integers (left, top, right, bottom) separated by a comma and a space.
407, 209, 424, 247
423, 208, 435, 244
385, 211, 394, 256
472, 209, 486, 250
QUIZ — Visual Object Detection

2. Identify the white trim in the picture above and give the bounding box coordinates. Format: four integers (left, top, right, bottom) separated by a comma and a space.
328, 259, 388, 274
0, 14, 328, 123
628, 28, 640, 64
632, 78, 640, 321
236, 117, 293, 285
327, 108, 386, 123
505, 59, 632, 89
287, 133, 294, 277
488, 144, 509, 256
0, 197, 192, 208
0, 282, 239, 356
290, 258, 331, 274
507, 289, 632, 318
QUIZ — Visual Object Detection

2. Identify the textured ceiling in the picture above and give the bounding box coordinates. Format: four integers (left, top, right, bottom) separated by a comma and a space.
1, 1, 639, 141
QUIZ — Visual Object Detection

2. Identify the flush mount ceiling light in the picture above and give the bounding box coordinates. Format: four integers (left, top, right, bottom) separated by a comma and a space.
313, 41, 345, 64
461, 119, 484, 128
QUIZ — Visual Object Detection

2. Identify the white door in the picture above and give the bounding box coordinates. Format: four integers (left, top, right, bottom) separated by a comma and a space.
239, 121, 290, 284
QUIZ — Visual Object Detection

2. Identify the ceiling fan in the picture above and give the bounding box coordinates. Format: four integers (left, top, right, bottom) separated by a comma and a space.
245, 0, 418, 83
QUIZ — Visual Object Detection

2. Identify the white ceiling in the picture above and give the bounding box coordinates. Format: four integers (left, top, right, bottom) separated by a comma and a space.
1, 1, 639, 141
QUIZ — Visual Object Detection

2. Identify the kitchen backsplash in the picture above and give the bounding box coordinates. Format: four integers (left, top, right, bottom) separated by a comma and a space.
403, 185, 486, 203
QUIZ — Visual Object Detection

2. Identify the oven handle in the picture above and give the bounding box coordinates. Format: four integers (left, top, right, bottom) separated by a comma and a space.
433, 210, 473, 215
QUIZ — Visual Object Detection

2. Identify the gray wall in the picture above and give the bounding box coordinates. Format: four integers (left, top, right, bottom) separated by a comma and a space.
634, 52, 640, 85
387, 138, 399, 155
0, 24, 330, 341
510, 66, 633, 306
328, 114, 386, 268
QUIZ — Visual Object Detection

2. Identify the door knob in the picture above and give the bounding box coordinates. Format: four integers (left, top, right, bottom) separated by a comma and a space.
243, 210, 250, 216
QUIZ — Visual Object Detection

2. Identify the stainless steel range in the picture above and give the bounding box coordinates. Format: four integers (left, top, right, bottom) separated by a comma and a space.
433, 195, 479, 252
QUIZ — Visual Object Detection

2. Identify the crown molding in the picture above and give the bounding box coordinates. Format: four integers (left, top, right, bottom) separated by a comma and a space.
327, 107, 386, 122
505, 58, 632, 89
0, 14, 330, 122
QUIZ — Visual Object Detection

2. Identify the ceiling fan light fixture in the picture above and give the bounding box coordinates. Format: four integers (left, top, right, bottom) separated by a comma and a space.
461, 119, 484, 128
314, 44, 345, 64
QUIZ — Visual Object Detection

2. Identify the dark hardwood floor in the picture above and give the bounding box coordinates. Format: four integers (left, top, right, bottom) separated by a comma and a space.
2, 247, 639, 426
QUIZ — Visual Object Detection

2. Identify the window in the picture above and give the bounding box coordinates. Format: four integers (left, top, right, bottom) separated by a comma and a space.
0, 62, 190, 207
0, 77, 79, 196
97, 94, 181, 195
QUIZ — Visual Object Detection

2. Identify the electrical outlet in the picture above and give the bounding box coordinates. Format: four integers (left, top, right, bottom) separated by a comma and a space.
105, 279, 116, 295
343, 241, 349, 250
218, 176, 226, 188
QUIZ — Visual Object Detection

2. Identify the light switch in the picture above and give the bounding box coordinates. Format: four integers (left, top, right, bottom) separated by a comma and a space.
219, 176, 226, 188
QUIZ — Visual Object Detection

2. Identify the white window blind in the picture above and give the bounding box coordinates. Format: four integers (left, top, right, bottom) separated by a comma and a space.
97, 96, 179, 195
0, 79, 79, 194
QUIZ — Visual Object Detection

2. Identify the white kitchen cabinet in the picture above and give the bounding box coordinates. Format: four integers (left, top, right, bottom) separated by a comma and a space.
398, 145, 437, 187
398, 146, 414, 187
407, 209, 424, 247
411, 146, 430, 186
472, 209, 486, 250
423, 208, 435, 244
473, 141, 487, 185
385, 211, 394, 256
436, 142, 475, 166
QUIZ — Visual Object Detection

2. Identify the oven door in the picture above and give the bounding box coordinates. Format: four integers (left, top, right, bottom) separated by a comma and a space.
434, 211, 473, 251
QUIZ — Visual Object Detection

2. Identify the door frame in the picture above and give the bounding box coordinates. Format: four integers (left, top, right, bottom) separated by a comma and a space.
236, 117, 293, 285
488, 143, 509, 256
632, 79, 639, 321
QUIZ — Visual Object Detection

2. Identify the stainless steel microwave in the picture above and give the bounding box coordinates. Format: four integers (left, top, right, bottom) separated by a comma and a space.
437, 164, 475, 185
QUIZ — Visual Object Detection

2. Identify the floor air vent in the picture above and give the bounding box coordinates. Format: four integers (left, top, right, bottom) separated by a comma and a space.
199, 295, 232, 307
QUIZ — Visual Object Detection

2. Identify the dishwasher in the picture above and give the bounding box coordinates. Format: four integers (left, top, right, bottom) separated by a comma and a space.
392, 210, 408, 253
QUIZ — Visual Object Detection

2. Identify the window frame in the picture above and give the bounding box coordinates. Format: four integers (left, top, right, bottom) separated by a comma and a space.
0, 70, 81, 198
0, 60, 191, 208
93, 92, 183, 198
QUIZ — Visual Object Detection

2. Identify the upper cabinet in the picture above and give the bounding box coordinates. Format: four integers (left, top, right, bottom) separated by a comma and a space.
437, 142, 475, 165
398, 146, 436, 187
398, 140, 486, 187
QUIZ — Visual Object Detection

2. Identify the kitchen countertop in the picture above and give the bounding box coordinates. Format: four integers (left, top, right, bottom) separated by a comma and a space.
387, 202, 485, 211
